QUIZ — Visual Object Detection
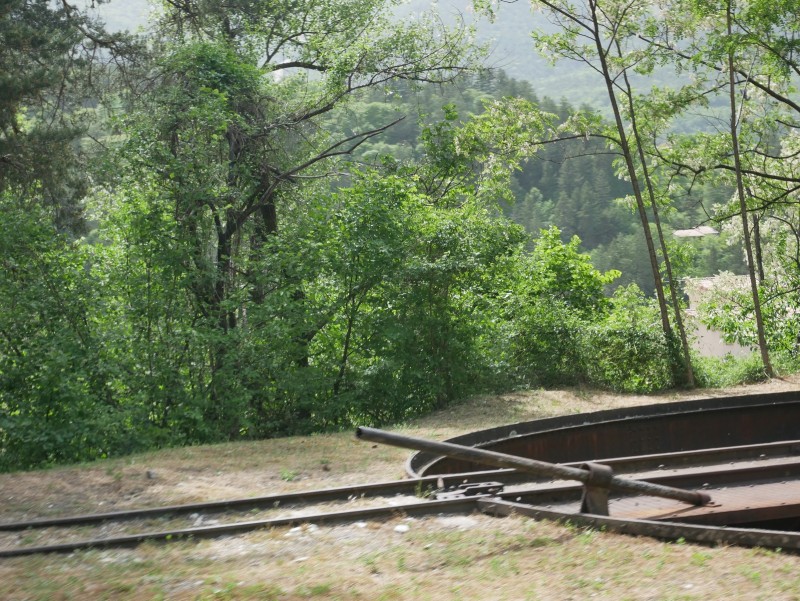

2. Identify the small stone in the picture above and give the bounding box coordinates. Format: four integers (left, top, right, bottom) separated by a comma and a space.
146, 470, 157, 480
394, 524, 410, 533
436, 515, 478, 530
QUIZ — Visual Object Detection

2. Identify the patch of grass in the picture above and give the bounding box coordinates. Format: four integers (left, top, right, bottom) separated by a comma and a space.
414, 480, 437, 499
738, 565, 762, 585
375, 584, 404, 601
571, 575, 606, 591
361, 551, 381, 574
280, 468, 299, 482
197, 582, 284, 600
690, 551, 712, 567
488, 554, 520, 576
104, 466, 124, 481
296, 582, 333, 597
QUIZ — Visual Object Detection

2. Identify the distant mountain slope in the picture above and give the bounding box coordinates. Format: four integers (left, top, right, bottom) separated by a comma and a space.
404, 1, 610, 106
93, 0, 608, 107
91, 0, 151, 32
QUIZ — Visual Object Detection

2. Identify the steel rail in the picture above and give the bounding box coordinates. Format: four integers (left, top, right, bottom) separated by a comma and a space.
0, 497, 481, 559
556, 439, 800, 475
478, 498, 800, 551
7, 456, 792, 555
4, 479, 794, 559
0, 473, 483, 531
503, 454, 800, 501
412, 439, 800, 483
4, 459, 795, 559
356, 427, 713, 506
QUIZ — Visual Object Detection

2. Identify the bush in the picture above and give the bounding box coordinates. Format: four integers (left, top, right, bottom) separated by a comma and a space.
582, 324, 674, 393
503, 300, 587, 388
693, 352, 771, 388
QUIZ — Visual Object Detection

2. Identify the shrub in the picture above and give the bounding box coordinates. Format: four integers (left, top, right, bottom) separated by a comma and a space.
693, 352, 771, 388
582, 323, 674, 393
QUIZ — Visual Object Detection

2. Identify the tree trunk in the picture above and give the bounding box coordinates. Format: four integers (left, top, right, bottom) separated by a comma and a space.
588, 0, 675, 349
617, 46, 695, 387
753, 214, 765, 283
726, 2, 774, 377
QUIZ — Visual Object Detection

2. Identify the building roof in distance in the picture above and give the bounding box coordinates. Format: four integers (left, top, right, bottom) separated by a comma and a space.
673, 226, 719, 238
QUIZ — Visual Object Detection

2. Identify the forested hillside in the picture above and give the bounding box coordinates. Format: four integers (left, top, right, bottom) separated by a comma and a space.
95, 0, 747, 291
2, 0, 799, 471
97, 0, 610, 105
328, 72, 747, 293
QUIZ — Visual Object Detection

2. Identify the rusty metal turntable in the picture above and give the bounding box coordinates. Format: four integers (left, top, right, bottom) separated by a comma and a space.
4, 390, 800, 557
397, 390, 800, 547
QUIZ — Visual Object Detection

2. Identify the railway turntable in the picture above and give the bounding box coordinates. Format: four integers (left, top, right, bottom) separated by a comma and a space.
398, 390, 800, 549
3, 390, 800, 556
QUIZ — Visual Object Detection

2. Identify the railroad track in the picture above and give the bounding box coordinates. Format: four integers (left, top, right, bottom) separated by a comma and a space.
4, 431, 800, 558
0, 471, 504, 558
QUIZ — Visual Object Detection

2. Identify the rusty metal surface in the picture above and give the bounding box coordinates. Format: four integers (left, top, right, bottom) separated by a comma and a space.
357, 427, 711, 507
579, 462, 614, 515
508, 474, 800, 528
478, 498, 800, 551
408, 391, 800, 477
402, 390, 800, 541
611, 479, 800, 526
500, 453, 800, 524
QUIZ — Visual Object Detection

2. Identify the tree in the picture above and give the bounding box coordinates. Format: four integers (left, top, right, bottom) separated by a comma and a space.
723, 0, 774, 375
0, 1, 147, 468
0, 0, 139, 230
105, 0, 484, 429
0, 194, 129, 469
481, 0, 695, 385
641, 0, 800, 373
495, 225, 626, 387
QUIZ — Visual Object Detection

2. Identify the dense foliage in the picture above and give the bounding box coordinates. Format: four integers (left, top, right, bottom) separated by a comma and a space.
3, 0, 800, 470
